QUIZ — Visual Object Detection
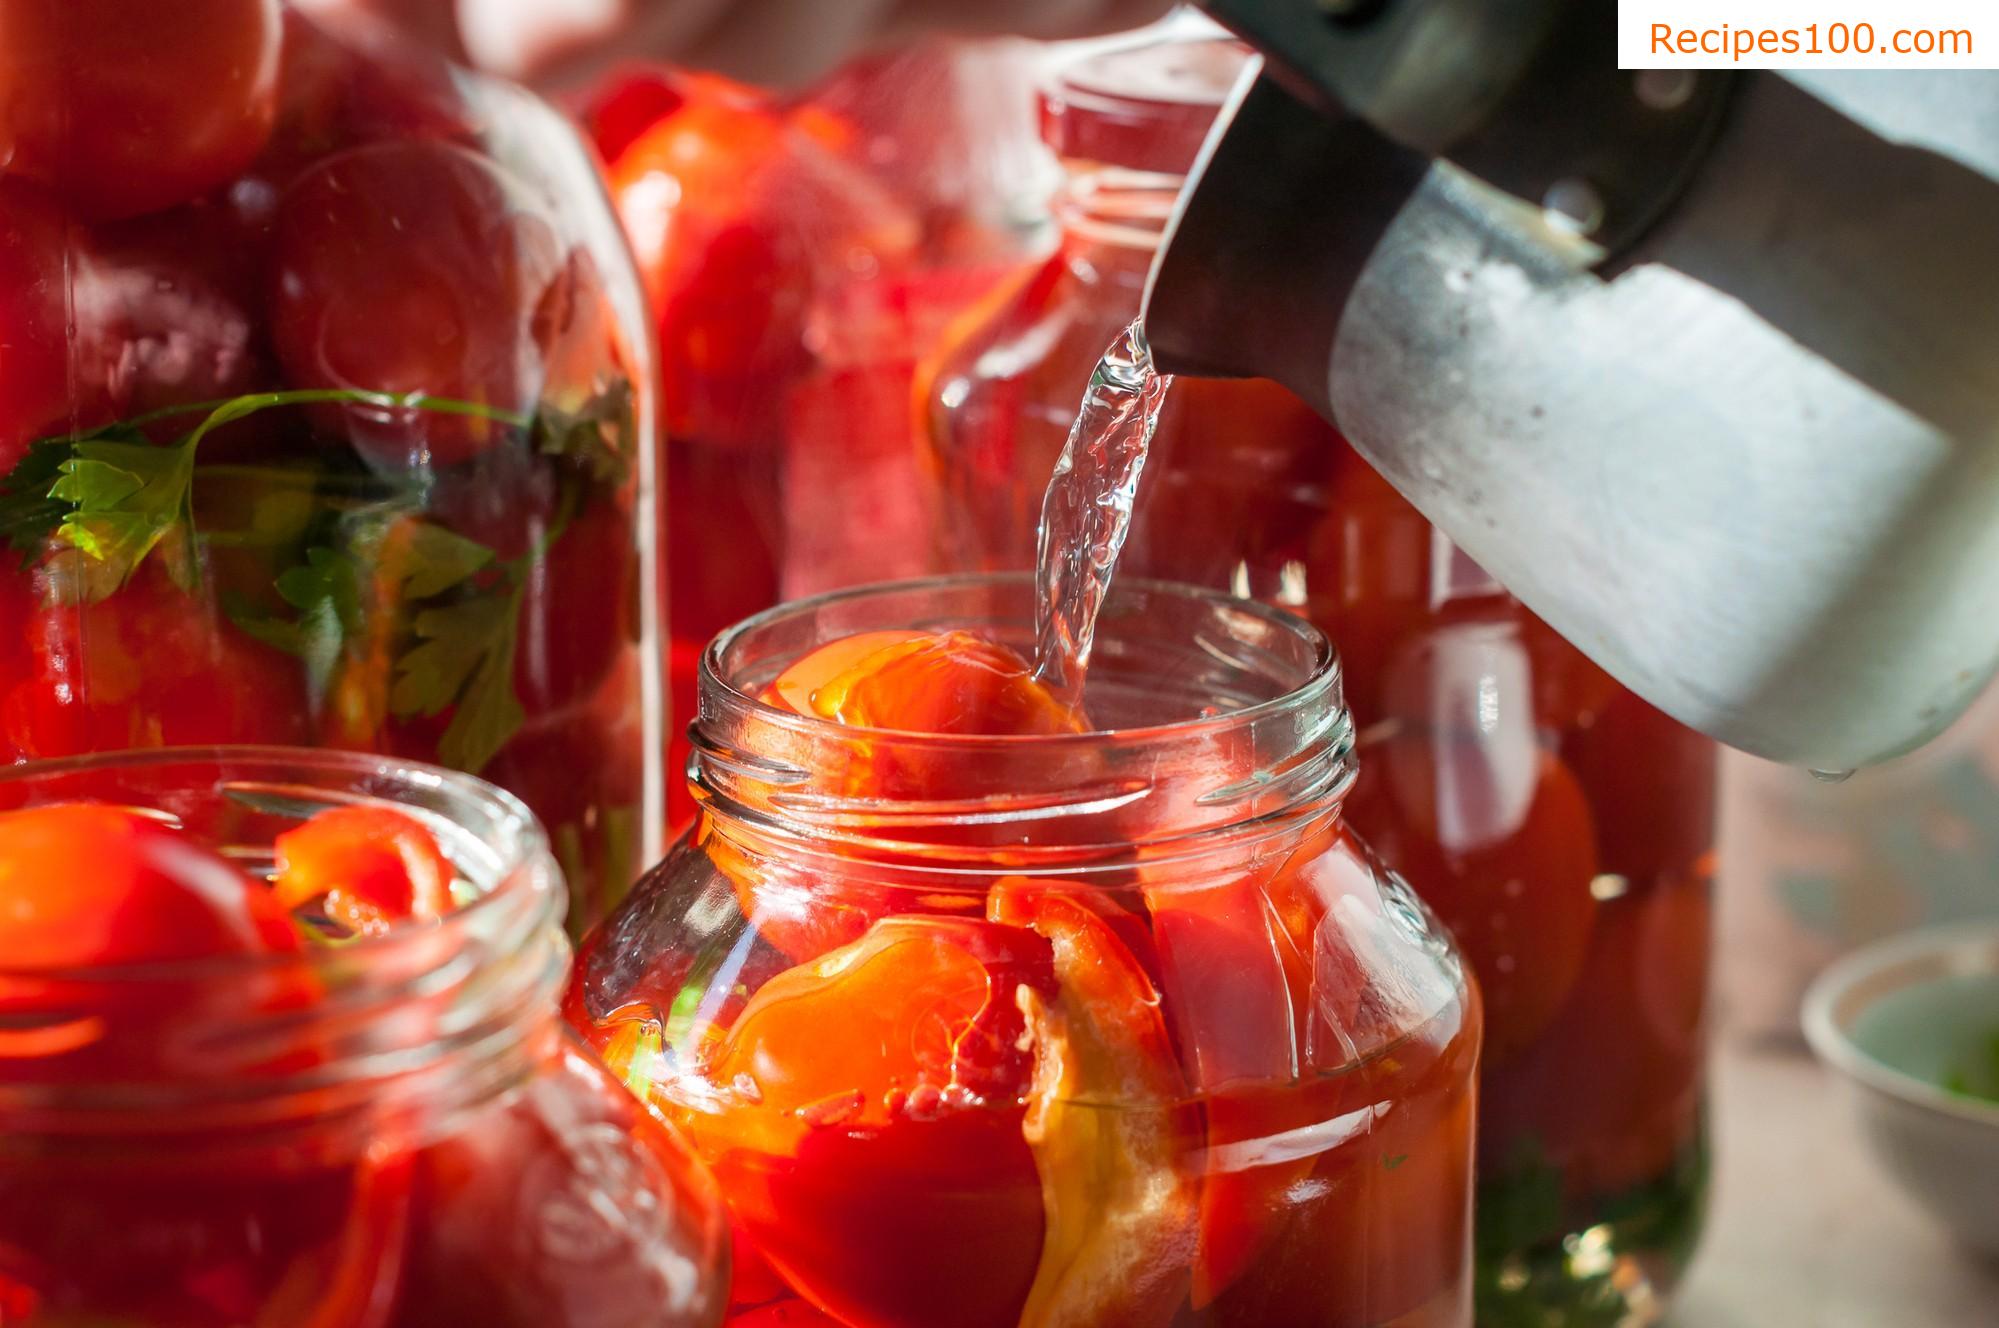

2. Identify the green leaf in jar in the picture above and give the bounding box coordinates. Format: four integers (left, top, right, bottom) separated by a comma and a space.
0, 437, 86, 564
535, 376, 634, 486
48, 433, 201, 596
0, 389, 525, 599
394, 520, 498, 599
230, 544, 365, 699
390, 587, 527, 776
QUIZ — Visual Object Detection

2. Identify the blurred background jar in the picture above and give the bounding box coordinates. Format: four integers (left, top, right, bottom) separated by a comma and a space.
921, 34, 1721, 1327
0, 748, 728, 1326
565, 575, 1479, 1328
580, 40, 1056, 827
0, 1, 658, 933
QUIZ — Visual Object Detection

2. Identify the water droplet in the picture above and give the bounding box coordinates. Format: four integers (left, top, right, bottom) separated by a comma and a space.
897, 1083, 945, 1121
1589, 873, 1630, 901
1810, 767, 1856, 784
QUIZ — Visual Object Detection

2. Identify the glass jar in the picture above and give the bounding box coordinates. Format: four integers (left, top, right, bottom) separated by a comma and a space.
584, 47, 1050, 827
921, 36, 1721, 1326
0, 747, 727, 1326
0, 4, 659, 933
566, 575, 1480, 1328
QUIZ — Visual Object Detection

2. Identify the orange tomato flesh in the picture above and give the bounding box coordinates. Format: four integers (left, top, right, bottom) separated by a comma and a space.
766, 630, 1084, 736
272, 805, 454, 936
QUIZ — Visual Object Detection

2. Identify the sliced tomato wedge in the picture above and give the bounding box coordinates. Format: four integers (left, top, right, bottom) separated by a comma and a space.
272, 805, 454, 935
767, 629, 1084, 738
682, 915, 1054, 1328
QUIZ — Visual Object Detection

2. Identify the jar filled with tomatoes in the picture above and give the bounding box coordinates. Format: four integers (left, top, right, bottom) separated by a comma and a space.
566, 575, 1481, 1328
583, 45, 1050, 827
921, 35, 1720, 1325
0, 1, 658, 932
0, 747, 728, 1326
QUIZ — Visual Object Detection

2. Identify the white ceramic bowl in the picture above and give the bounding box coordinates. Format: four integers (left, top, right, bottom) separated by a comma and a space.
1803, 922, 1999, 1256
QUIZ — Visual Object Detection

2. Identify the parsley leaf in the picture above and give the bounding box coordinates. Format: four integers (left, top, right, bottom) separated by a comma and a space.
49, 434, 200, 597
395, 520, 497, 599
0, 388, 528, 599
391, 588, 525, 775
233, 516, 497, 710
536, 377, 634, 486
0, 437, 79, 563
231, 545, 363, 699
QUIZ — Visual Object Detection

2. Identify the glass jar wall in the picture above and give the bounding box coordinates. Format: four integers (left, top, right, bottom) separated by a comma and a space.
566, 575, 1480, 1328
0, 3, 658, 933
583, 43, 1051, 827
921, 36, 1721, 1325
0, 748, 727, 1326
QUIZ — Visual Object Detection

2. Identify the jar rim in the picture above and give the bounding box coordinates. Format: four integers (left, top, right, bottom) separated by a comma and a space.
1038, 33, 1251, 177
691, 575, 1353, 868
0, 745, 552, 985
0, 746, 567, 1140
702, 572, 1341, 749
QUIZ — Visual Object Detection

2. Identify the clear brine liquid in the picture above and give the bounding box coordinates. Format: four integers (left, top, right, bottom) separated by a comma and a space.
1031, 319, 1173, 702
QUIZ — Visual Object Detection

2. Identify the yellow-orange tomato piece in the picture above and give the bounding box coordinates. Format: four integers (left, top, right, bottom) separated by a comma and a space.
768, 630, 1085, 736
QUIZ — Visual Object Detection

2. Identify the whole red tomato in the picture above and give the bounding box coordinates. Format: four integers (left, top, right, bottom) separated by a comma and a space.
1343, 730, 1600, 1069
0, 0, 282, 219
72, 198, 281, 454
0, 802, 304, 1086
256, 8, 476, 185
584, 68, 690, 167
1563, 684, 1719, 885
686, 915, 1055, 1328
1480, 868, 1712, 1201
269, 140, 563, 469
604, 77, 915, 450
0, 803, 298, 971
0, 564, 311, 763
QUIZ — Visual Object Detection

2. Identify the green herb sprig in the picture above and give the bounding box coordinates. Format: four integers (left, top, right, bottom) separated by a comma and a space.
0, 389, 527, 598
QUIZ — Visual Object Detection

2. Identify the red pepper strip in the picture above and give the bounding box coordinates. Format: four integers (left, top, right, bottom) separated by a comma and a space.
988, 878, 1198, 1328
272, 805, 454, 935
1145, 827, 1381, 1308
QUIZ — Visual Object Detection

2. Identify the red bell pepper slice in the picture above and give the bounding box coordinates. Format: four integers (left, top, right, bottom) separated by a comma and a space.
272, 805, 455, 936
1144, 824, 1366, 1309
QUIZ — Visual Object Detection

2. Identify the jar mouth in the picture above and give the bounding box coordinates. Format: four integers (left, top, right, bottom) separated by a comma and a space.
0, 747, 566, 1144
693, 575, 1353, 867
704, 572, 1341, 746
0, 746, 550, 979
1039, 34, 1250, 177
